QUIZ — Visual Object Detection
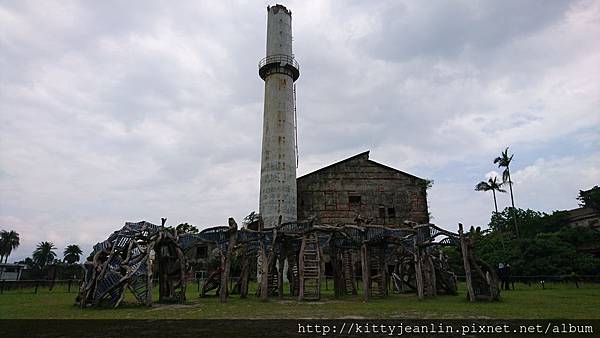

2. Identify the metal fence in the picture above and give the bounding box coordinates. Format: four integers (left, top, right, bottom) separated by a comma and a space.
2, 274, 598, 295
0, 279, 81, 294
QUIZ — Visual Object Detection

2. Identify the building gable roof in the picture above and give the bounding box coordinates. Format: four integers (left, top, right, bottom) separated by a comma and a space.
297, 150, 426, 181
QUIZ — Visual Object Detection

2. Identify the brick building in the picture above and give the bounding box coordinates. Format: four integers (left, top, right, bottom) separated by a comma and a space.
297, 151, 430, 226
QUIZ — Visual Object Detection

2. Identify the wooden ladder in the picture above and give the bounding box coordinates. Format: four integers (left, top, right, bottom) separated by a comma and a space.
298, 233, 321, 300
369, 246, 386, 298
342, 250, 356, 295
289, 258, 300, 296
268, 261, 279, 296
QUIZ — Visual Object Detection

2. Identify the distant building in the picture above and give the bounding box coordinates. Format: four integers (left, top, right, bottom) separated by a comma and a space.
0, 263, 25, 281
297, 151, 429, 226
565, 207, 600, 229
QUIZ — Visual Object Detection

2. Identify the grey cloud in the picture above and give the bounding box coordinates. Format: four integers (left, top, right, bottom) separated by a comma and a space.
1, 0, 598, 261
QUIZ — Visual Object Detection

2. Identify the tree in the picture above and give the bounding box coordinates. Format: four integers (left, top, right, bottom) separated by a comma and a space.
175, 223, 199, 234
32, 241, 57, 270
577, 186, 600, 211
17, 257, 34, 269
475, 176, 506, 213
489, 207, 567, 238
0, 230, 20, 263
63, 244, 83, 265
494, 147, 519, 237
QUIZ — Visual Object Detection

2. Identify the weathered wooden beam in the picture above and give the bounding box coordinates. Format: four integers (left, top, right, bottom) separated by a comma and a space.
277, 249, 285, 299
413, 237, 424, 300
459, 223, 476, 302
220, 218, 238, 303
239, 247, 249, 299
360, 243, 370, 301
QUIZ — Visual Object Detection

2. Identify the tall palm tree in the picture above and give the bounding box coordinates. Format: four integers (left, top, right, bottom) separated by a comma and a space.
0, 230, 20, 263
475, 176, 506, 213
494, 147, 519, 237
63, 244, 83, 265
32, 241, 57, 270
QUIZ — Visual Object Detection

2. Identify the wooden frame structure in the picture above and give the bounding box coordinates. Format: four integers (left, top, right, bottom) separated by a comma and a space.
79, 216, 499, 308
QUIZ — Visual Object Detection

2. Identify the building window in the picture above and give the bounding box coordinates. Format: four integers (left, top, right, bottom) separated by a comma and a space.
388, 207, 396, 217
349, 195, 361, 204
325, 192, 336, 206
379, 206, 386, 218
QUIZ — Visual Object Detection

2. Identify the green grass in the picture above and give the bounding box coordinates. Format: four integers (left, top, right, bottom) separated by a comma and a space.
1, 282, 599, 319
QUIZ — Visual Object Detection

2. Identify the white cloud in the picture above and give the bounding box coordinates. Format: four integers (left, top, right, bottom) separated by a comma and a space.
1, 0, 598, 261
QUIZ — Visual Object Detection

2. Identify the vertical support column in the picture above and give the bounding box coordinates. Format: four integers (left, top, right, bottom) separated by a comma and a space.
146, 242, 154, 307
459, 223, 475, 302
278, 249, 285, 299
361, 243, 370, 301
428, 255, 436, 297
177, 246, 187, 303
220, 218, 238, 303
239, 246, 249, 299
413, 236, 424, 300
259, 238, 269, 302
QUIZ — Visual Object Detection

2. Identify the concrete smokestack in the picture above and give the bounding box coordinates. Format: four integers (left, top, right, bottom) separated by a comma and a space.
258, 4, 300, 228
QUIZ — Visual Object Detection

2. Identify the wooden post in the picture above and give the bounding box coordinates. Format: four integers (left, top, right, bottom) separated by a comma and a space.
331, 245, 340, 298
360, 243, 370, 301
413, 237, 424, 300
239, 246, 249, 299
459, 223, 475, 302
220, 218, 237, 303
428, 256, 436, 297
259, 228, 272, 302
381, 245, 387, 297
277, 250, 285, 300
146, 242, 154, 307
177, 246, 186, 303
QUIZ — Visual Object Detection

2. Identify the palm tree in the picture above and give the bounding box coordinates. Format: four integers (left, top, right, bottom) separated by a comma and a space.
0, 230, 20, 263
63, 244, 83, 265
475, 176, 506, 213
32, 241, 57, 270
494, 147, 519, 237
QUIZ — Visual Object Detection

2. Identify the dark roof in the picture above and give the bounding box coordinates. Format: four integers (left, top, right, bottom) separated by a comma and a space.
297, 150, 426, 181
566, 207, 599, 221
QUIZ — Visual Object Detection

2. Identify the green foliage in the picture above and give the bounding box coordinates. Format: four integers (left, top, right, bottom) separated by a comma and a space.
475, 177, 505, 193
32, 241, 57, 269
63, 244, 83, 265
457, 207, 600, 277
489, 207, 566, 238
243, 211, 261, 227
493, 147, 514, 183
175, 223, 199, 234
577, 186, 600, 211
0, 230, 20, 263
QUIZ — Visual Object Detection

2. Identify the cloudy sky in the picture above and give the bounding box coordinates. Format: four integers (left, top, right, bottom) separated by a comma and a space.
1, 0, 598, 262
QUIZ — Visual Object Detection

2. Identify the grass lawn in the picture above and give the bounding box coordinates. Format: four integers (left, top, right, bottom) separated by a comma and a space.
1, 282, 599, 319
